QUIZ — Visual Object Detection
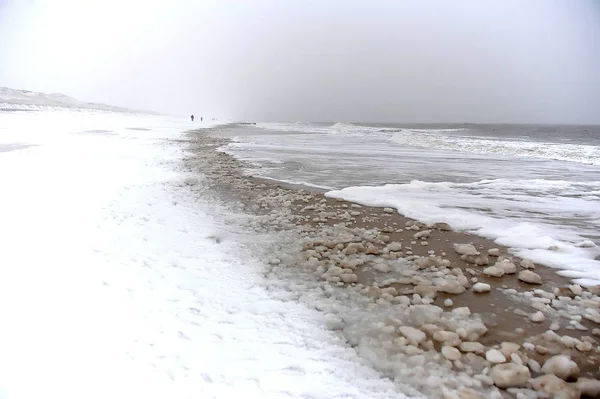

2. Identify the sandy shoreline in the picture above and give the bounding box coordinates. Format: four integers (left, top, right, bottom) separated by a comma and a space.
183, 128, 600, 398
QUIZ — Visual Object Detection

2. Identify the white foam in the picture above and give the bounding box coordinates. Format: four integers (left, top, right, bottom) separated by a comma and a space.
390, 129, 600, 166
326, 179, 600, 285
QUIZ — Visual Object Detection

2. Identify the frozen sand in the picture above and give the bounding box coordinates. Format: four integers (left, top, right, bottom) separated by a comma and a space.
0, 112, 404, 399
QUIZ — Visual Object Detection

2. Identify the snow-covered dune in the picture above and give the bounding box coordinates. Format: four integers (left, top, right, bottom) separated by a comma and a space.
0, 87, 145, 113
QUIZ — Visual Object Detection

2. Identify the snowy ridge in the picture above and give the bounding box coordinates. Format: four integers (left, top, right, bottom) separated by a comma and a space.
0, 87, 147, 113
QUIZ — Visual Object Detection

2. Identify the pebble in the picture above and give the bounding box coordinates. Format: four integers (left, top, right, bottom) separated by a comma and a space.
530, 311, 545, 323
541, 355, 580, 381
433, 330, 460, 343
453, 243, 479, 256
442, 346, 461, 361
487, 248, 500, 257
459, 342, 485, 353
575, 378, 600, 397
398, 326, 426, 345
383, 207, 394, 213
518, 270, 542, 285
530, 375, 580, 399
443, 298, 453, 307
340, 273, 358, 283
472, 282, 491, 293
485, 349, 506, 364
438, 282, 466, 295
520, 259, 535, 269
490, 363, 530, 389
483, 266, 504, 277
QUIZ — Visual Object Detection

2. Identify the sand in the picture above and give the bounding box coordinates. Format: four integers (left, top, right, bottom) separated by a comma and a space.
183, 128, 600, 398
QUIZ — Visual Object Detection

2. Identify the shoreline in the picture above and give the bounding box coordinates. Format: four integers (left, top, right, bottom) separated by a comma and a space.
184, 128, 600, 398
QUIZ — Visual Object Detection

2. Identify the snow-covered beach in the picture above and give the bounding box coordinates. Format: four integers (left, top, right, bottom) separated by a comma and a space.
0, 109, 409, 399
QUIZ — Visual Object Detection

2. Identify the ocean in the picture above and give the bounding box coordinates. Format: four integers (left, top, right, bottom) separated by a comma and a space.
218, 122, 600, 285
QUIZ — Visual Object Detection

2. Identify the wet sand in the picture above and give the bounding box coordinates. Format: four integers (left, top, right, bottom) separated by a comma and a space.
183, 129, 600, 398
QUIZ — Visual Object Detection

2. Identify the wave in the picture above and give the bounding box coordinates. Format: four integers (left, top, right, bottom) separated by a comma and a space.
326, 178, 600, 285
390, 130, 600, 166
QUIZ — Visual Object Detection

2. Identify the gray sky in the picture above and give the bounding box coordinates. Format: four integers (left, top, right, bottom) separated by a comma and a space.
1, 0, 599, 123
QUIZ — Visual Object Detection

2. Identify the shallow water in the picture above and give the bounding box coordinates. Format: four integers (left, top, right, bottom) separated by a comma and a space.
217, 122, 600, 284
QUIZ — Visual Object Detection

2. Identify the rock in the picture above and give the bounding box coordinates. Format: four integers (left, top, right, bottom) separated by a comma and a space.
366, 286, 382, 298
530, 311, 546, 323
520, 259, 535, 269
472, 282, 491, 293
541, 355, 580, 381
483, 266, 504, 277
568, 284, 583, 296
340, 273, 358, 283
496, 260, 517, 274
576, 340, 592, 352
486, 349, 506, 363
490, 363, 531, 389
413, 230, 430, 239
583, 309, 600, 324
574, 377, 600, 397
460, 254, 489, 266
453, 243, 479, 256
528, 359, 542, 373
383, 207, 394, 213
518, 270, 542, 285
500, 342, 520, 358
386, 241, 402, 252
438, 282, 466, 295
373, 262, 390, 273
459, 342, 485, 354
487, 248, 500, 257
535, 345, 549, 355
530, 375, 580, 399
398, 326, 427, 345
444, 298, 453, 307
560, 335, 581, 349
414, 284, 437, 299
442, 346, 461, 361
433, 222, 452, 231
366, 244, 379, 255
433, 330, 460, 343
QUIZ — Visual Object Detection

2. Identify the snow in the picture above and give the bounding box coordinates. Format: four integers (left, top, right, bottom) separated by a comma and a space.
0, 111, 405, 399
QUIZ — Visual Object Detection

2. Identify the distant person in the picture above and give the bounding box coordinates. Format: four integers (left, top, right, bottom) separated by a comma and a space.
201, 117, 203, 122
191, 114, 194, 122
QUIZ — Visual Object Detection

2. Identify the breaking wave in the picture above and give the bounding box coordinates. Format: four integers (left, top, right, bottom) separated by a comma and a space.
390, 130, 600, 166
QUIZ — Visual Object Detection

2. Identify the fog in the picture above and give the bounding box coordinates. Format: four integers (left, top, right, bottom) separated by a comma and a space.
1, 0, 599, 123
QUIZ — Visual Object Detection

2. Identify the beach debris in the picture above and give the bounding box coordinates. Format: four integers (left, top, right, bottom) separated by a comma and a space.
398, 326, 426, 345
490, 363, 530, 388
472, 282, 491, 293
541, 355, 580, 381
485, 349, 506, 363
441, 346, 461, 361
432, 222, 452, 231
520, 259, 535, 269
453, 243, 479, 256
483, 266, 504, 277
530, 311, 546, 323
575, 377, 600, 397
487, 248, 500, 257
518, 270, 542, 284
530, 374, 580, 399
496, 259, 517, 274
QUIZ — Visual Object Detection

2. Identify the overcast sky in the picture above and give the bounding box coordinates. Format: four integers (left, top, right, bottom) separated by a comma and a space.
1, 0, 599, 123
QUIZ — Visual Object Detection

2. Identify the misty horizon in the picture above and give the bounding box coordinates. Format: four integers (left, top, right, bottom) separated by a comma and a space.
1, 0, 599, 124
